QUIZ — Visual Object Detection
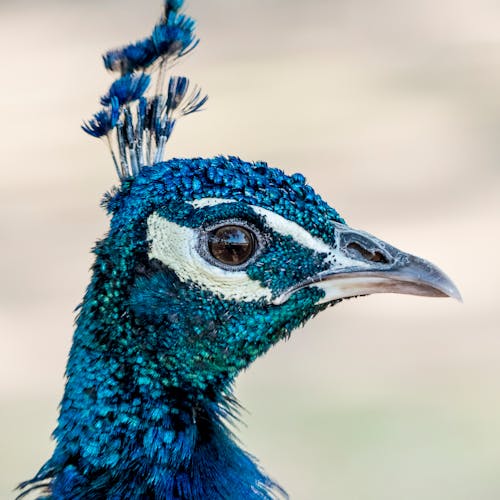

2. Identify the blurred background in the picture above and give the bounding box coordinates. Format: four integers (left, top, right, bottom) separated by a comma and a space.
1, 0, 499, 498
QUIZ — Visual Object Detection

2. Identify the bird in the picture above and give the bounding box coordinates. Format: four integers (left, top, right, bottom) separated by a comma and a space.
18, 1, 460, 499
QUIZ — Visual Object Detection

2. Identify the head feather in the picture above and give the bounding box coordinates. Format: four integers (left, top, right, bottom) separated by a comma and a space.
83, 0, 206, 180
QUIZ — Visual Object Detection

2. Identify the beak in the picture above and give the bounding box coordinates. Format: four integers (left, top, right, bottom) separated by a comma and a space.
274, 222, 461, 305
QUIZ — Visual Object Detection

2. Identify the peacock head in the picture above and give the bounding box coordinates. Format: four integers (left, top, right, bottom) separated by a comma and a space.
97, 155, 459, 399
77, 0, 460, 403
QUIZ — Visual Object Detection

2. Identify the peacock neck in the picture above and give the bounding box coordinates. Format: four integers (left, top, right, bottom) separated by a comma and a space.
39, 316, 281, 499
30, 236, 283, 499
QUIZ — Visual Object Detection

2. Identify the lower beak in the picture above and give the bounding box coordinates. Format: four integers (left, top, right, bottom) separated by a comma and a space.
312, 253, 461, 304
274, 223, 461, 305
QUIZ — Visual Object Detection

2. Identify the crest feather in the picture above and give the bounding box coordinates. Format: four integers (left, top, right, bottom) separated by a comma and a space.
83, 0, 207, 180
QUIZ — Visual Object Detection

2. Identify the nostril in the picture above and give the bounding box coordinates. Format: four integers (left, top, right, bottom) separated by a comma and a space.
346, 242, 389, 264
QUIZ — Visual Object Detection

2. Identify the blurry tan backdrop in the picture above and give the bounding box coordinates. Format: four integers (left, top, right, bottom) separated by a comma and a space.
1, 0, 499, 498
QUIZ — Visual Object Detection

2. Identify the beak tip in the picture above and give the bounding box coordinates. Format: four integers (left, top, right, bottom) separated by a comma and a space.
403, 254, 462, 304
447, 284, 463, 303
431, 269, 462, 303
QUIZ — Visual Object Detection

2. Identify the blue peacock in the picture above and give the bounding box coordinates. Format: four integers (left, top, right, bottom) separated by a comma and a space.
19, 1, 460, 499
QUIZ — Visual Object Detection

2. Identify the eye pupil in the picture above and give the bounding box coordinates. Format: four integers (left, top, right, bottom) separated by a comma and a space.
208, 225, 256, 266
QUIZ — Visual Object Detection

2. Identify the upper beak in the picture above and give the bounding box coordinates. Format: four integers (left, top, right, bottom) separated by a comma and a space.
274, 222, 461, 305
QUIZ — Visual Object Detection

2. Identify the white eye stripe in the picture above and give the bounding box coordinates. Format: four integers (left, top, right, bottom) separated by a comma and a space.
253, 210, 371, 271
189, 198, 236, 208
249, 206, 335, 261
189, 198, 335, 263
189, 198, 368, 270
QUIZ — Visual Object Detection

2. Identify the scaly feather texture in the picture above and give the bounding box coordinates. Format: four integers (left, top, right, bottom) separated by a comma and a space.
19, 1, 459, 499
19, 157, 339, 499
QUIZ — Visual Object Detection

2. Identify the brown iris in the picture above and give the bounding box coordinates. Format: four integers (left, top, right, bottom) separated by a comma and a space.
208, 225, 256, 266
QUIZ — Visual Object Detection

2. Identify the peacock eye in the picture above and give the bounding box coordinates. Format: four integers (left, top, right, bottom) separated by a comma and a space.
207, 225, 256, 266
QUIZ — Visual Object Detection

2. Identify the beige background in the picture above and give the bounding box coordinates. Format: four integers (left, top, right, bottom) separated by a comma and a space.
1, 0, 499, 498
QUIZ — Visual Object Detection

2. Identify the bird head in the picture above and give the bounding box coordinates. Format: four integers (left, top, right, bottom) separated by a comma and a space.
73, 0, 461, 406
98, 155, 459, 400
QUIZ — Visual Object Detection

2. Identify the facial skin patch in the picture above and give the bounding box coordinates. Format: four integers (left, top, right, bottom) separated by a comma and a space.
147, 212, 273, 302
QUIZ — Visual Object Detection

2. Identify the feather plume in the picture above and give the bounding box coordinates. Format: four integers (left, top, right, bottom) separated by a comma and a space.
84, 0, 206, 179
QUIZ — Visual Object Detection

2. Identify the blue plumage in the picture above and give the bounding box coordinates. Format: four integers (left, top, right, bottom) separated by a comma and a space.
100, 73, 152, 107
19, 2, 460, 499
81, 98, 120, 139
103, 2, 197, 75
21, 157, 335, 499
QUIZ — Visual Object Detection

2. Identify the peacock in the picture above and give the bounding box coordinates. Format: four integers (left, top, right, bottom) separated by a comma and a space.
18, 1, 460, 499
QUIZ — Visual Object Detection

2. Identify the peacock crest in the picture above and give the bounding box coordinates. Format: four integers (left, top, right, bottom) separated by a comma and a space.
82, 0, 207, 179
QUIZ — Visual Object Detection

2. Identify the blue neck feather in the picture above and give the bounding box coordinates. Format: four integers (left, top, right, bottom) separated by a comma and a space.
20, 180, 290, 498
